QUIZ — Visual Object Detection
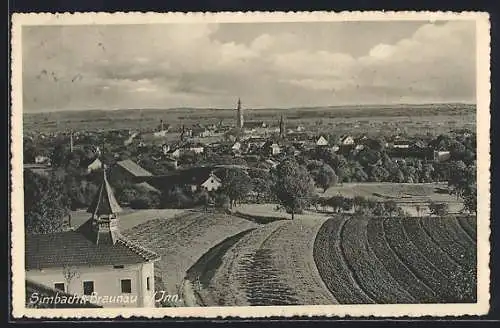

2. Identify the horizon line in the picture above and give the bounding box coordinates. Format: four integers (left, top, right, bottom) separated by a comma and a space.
24, 101, 477, 115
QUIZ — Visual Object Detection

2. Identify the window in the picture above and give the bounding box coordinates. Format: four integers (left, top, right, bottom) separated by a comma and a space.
54, 283, 65, 292
83, 281, 94, 296
113, 265, 124, 269
121, 279, 132, 293
146, 277, 151, 291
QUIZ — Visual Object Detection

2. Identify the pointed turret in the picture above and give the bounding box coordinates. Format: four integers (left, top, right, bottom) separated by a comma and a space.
70, 131, 74, 153
279, 115, 285, 137
236, 98, 244, 129
86, 168, 122, 245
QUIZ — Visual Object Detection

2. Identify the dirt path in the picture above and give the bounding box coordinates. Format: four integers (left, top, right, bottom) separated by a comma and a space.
201, 218, 336, 306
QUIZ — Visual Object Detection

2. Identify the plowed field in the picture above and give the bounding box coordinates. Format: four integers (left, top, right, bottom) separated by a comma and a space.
314, 216, 477, 303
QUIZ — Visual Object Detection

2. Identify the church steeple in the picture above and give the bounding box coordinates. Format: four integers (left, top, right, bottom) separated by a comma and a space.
279, 115, 285, 137
86, 168, 122, 245
236, 98, 244, 129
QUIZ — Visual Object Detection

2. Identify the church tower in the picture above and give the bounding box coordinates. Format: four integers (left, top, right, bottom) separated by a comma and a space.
279, 115, 285, 137
86, 168, 122, 245
70, 131, 74, 153
236, 98, 244, 129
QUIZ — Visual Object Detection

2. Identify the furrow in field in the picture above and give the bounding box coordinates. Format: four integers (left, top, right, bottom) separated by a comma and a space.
367, 218, 437, 302
383, 218, 461, 302
314, 217, 375, 304
341, 217, 415, 303
454, 217, 477, 245
402, 218, 474, 302
420, 217, 476, 271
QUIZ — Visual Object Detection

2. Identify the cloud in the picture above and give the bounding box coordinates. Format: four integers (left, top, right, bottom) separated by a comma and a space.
22, 21, 476, 112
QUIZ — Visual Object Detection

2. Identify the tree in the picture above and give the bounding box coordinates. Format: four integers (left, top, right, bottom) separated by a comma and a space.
196, 189, 210, 211
50, 142, 70, 168
24, 170, 70, 234
62, 265, 81, 294
428, 202, 449, 216
327, 195, 345, 213
130, 193, 160, 209
316, 164, 338, 192
462, 185, 477, 214
415, 204, 422, 217
373, 202, 385, 216
221, 168, 252, 208
214, 193, 230, 210
273, 159, 315, 220
384, 200, 398, 217
160, 186, 193, 208
352, 196, 366, 213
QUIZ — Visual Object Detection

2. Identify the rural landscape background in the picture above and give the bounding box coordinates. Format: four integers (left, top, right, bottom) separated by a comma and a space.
22, 20, 477, 307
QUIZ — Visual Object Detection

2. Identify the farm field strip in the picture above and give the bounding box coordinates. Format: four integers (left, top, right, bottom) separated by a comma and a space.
203, 221, 290, 306
402, 218, 476, 302
259, 217, 338, 305
461, 216, 477, 234
454, 217, 477, 245
383, 218, 460, 302
366, 219, 437, 302
124, 211, 259, 300
341, 217, 415, 303
314, 217, 375, 304
420, 217, 476, 270
205, 218, 337, 306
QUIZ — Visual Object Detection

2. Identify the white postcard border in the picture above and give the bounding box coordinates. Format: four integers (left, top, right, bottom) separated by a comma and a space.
10, 11, 491, 318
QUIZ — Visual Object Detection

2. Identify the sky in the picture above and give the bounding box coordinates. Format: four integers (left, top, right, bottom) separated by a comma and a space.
22, 20, 476, 112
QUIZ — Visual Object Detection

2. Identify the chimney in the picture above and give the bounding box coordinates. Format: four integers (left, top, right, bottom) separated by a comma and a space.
160, 119, 164, 131
70, 131, 74, 153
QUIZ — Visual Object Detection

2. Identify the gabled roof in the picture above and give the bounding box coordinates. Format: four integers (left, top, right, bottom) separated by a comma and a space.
25, 220, 160, 269
87, 170, 122, 216
116, 159, 152, 177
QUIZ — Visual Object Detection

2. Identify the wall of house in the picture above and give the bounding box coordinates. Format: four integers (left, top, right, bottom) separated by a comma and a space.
26, 262, 156, 308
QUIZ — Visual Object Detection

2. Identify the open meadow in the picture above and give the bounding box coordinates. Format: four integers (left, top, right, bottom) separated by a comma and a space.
319, 183, 463, 216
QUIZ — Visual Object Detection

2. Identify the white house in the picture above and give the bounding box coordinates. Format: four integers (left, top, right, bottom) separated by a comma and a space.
34, 155, 51, 165
86, 158, 103, 174
25, 170, 160, 308
316, 136, 329, 146
231, 142, 242, 152
434, 151, 451, 162
341, 136, 355, 146
153, 130, 168, 138
393, 140, 410, 149
200, 173, 222, 191
167, 148, 181, 158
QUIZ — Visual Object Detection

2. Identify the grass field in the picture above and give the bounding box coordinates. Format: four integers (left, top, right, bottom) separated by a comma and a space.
122, 210, 259, 305
201, 217, 336, 306
314, 216, 477, 303
320, 183, 463, 216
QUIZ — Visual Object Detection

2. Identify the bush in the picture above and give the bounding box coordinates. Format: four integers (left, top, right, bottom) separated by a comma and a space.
214, 193, 230, 210
129, 194, 160, 209
428, 202, 449, 216
160, 187, 194, 209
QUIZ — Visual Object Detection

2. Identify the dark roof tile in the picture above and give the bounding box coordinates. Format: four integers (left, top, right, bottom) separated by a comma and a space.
25, 221, 159, 269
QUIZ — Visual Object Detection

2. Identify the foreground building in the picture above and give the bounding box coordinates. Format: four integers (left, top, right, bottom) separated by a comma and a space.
25, 170, 160, 308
